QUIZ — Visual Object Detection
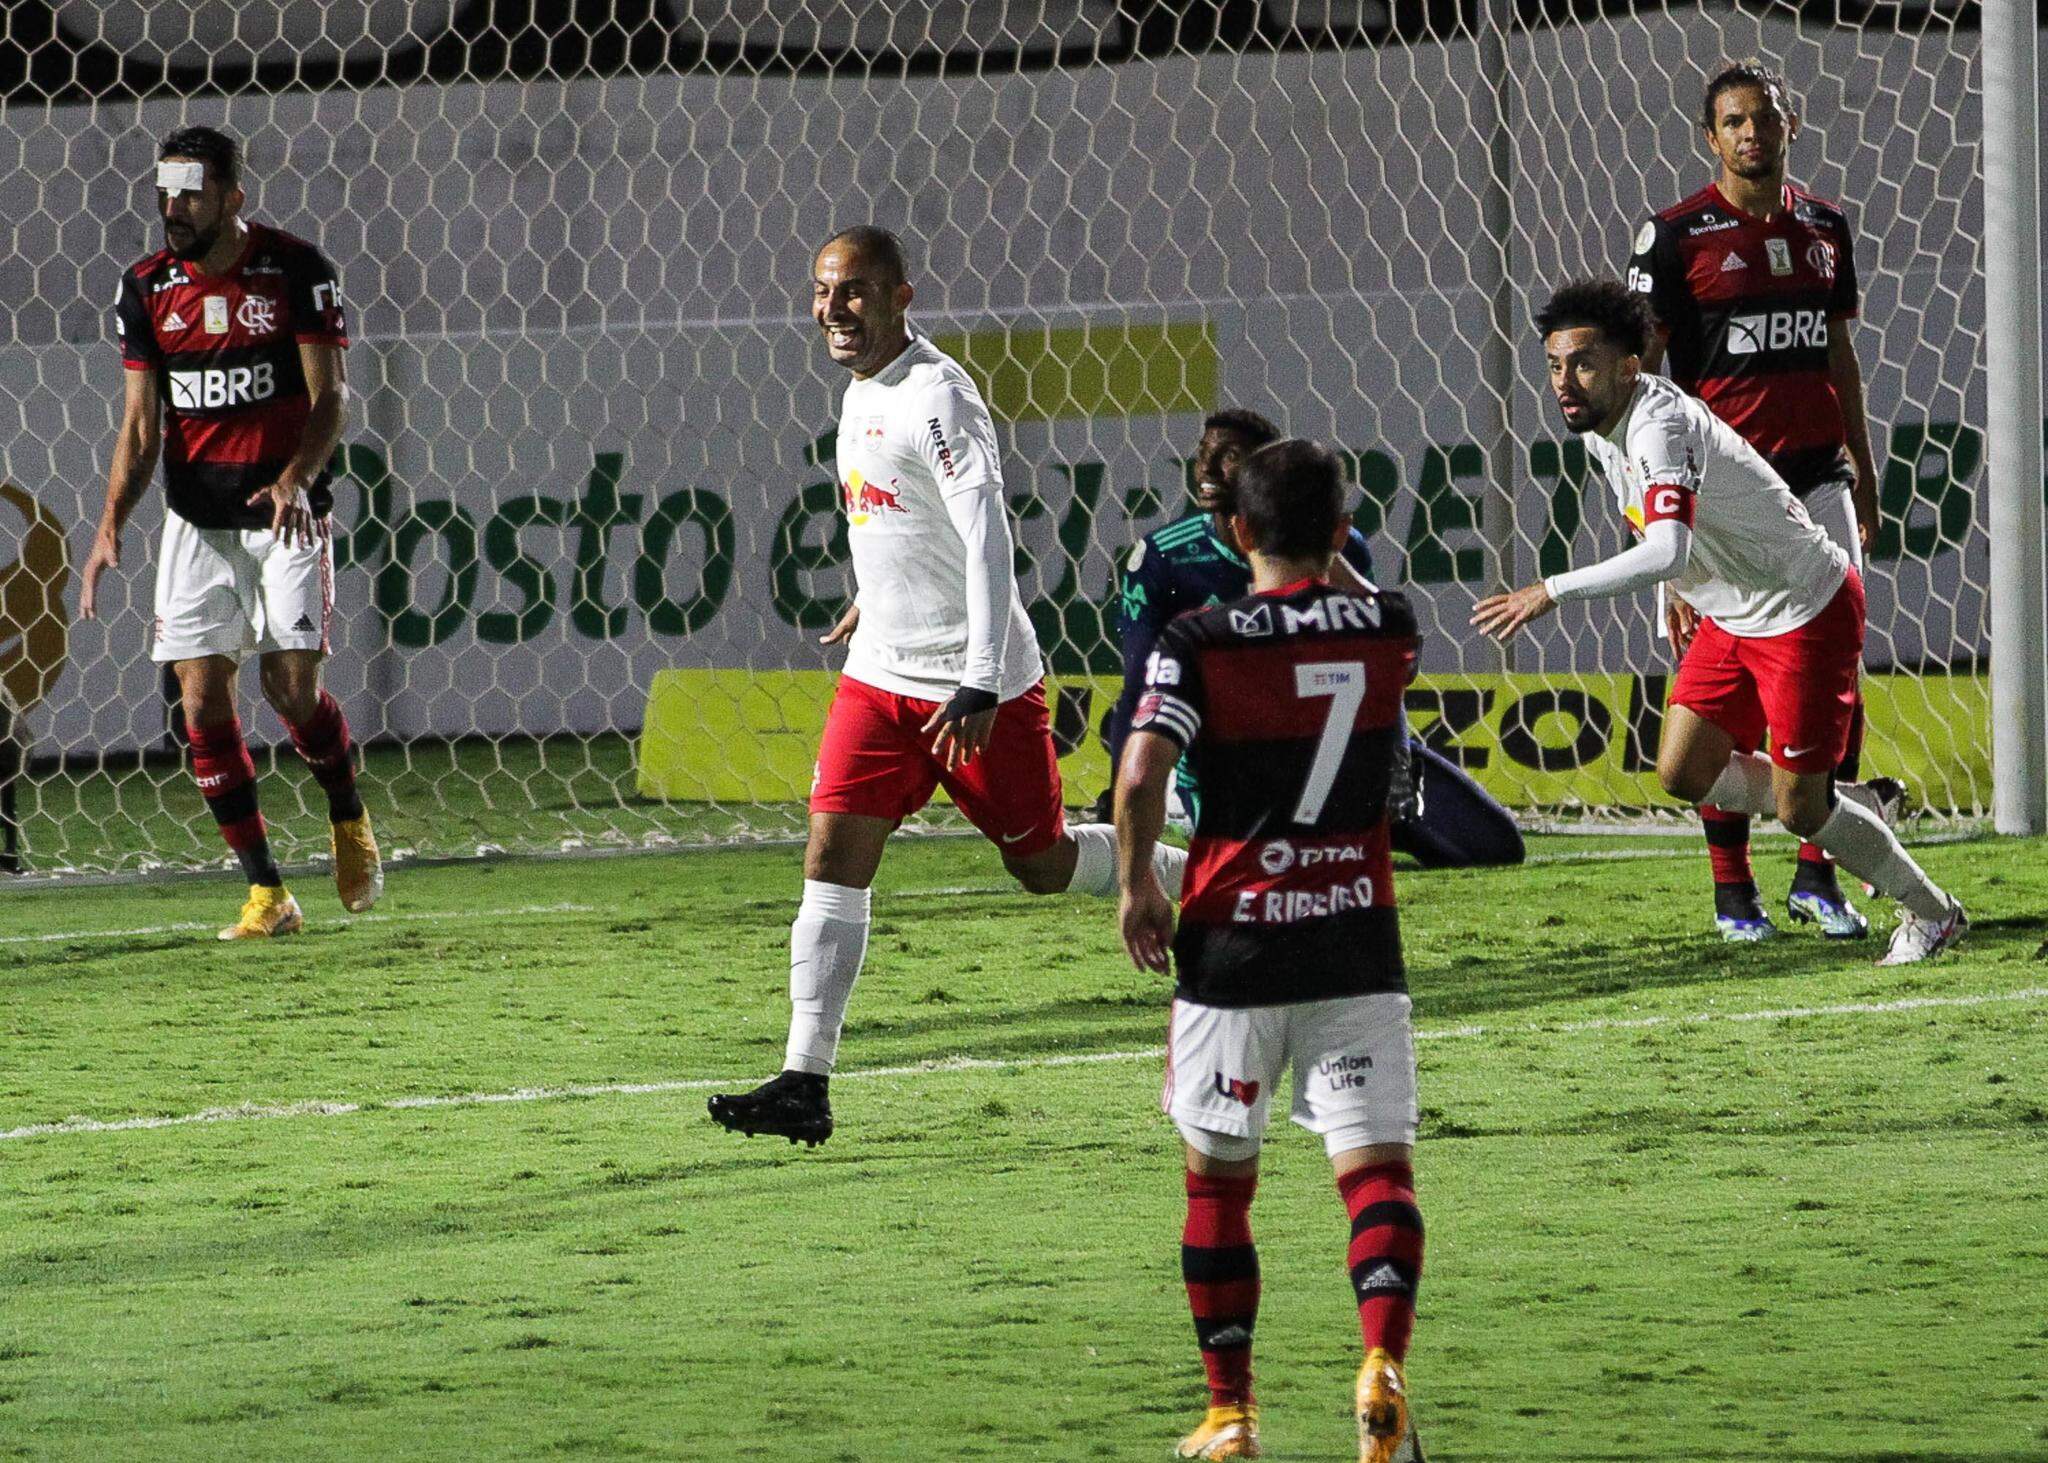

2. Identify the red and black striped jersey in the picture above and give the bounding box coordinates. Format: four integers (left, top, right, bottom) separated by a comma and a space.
114, 222, 348, 530
1627, 183, 1858, 494
1133, 578, 1419, 1008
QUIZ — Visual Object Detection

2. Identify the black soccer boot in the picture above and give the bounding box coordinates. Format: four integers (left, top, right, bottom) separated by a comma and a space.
1712, 880, 1777, 943
707, 1070, 833, 1146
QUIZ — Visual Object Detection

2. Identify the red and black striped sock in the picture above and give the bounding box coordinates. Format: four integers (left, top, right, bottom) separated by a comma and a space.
1792, 841, 1840, 894
1183, 1170, 1259, 1409
1340, 1160, 1424, 1362
284, 691, 363, 824
1700, 804, 1755, 892
188, 716, 281, 888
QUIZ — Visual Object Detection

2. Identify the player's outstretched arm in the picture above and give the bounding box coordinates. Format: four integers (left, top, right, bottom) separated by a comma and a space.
82, 369, 161, 620
1474, 517, 1692, 641
1114, 730, 1180, 972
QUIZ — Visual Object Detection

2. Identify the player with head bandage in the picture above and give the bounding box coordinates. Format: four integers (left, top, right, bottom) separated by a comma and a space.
80, 125, 380, 937
706, 225, 1189, 1148
1473, 279, 1964, 966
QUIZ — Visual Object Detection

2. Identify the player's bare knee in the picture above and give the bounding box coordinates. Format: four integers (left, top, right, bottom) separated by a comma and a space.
175, 661, 234, 728
1003, 851, 1067, 895
1778, 787, 1830, 839
1658, 756, 1713, 805
258, 666, 317, 722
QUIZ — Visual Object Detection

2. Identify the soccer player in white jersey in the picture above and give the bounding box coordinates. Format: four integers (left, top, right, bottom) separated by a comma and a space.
708, 226, 1188, 1145
1473, 280, 1964, 965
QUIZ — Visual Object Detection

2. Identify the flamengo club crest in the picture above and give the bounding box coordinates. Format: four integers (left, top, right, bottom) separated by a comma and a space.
236, 295, 277, 334
1806, 240, 1837, 280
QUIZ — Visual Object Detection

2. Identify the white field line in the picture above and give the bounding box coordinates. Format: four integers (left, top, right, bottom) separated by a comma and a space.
5, 986, 2042, 1145
0, 902, 597, 948
892, 830, 1986, 896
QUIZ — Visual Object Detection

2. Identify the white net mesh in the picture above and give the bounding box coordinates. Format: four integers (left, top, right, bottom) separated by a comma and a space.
0, 1, 1991, 876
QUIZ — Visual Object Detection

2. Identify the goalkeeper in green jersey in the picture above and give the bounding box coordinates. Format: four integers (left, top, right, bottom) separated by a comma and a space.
1100, 409, 1523, 870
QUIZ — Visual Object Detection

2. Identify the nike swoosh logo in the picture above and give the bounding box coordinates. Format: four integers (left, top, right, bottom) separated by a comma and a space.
999, 830, 1035, 844
1782, 746, 1813, 760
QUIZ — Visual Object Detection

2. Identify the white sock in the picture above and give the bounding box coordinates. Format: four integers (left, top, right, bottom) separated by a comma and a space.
1811, 797, 1951, 921
1701, 752, 1777, 818
1063, 823, 1118, 896
782, 879, 871, 1075
1062, 823, 1188, 901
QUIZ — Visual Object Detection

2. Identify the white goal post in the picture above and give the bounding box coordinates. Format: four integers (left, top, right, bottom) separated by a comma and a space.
0, 0, 2025, 876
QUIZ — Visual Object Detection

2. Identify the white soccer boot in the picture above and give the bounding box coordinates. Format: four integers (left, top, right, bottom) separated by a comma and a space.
1876, 901, 1967, 966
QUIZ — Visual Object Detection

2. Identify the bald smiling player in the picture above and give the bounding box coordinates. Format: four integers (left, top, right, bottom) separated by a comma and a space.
708, 226, 1188, 1147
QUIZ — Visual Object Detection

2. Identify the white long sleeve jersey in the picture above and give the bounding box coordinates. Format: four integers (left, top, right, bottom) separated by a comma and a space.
833, 334, 1044, 702
1554, 373, 1849, 637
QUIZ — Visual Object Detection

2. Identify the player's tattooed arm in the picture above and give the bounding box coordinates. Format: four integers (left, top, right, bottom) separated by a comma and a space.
250, 342, 349, 547
82, 368, 162, 620
1114, 729, 1181, 973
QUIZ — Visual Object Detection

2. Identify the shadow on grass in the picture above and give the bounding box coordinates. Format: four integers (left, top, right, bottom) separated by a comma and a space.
1516, 1454, 2047, 1463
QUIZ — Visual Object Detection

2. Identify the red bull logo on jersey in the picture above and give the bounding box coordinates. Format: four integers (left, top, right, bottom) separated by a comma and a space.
1213, 1074, 1261, 1106
842, 468, 908, 525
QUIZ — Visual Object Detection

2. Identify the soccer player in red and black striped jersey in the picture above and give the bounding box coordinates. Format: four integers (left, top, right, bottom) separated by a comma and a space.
1117, 440, 1426, 1463
1627, 59, 1896, 943
79, 126, 382, 937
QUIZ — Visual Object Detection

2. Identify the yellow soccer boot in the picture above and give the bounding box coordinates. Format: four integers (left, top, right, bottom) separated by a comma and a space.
1357, 1348, 1408, 1463
219, 884, 304, 941
331, 810, 384, 913
1177, 1401, 1259, 1459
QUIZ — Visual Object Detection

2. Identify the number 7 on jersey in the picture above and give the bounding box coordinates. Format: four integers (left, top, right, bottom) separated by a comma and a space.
1291, 661, 1366, 824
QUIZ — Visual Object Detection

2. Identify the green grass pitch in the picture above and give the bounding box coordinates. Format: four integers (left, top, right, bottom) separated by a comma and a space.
2, 832, 2044, 1460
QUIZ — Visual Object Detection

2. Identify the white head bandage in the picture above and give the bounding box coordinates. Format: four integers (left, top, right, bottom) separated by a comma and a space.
156, 161, 206, 196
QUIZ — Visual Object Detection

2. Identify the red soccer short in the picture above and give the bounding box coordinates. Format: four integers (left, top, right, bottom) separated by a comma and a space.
809, 676, 1067, 857
1670, 568, 1865, 775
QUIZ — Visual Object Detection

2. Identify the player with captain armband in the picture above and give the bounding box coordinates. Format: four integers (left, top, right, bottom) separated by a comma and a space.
1626, 58, 1897, 941
1473, 279, 1964, 966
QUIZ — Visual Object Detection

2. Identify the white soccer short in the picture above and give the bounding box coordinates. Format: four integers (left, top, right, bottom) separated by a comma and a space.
151, 512, 332, 664
1163, 992, 1418, 1159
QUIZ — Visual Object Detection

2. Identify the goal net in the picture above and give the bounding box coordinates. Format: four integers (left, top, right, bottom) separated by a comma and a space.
0, 1, 1991, 876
